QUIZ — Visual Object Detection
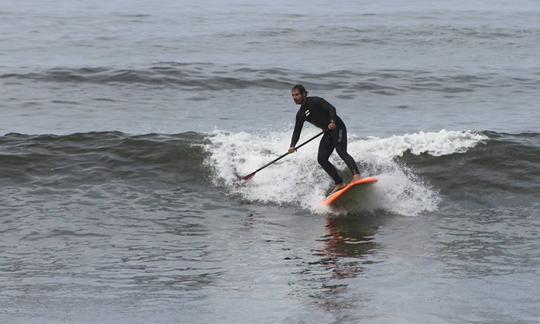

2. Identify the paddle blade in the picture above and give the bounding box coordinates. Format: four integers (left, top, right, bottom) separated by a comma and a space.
239, 172, 256, 181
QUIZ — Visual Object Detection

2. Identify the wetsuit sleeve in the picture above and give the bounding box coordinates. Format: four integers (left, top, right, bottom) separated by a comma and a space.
320, 98, 337, 122
290, 112, 304, 147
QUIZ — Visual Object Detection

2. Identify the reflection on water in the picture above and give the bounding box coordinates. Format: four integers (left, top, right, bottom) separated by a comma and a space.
322, 216, 379, 260
290, 212, 386, 313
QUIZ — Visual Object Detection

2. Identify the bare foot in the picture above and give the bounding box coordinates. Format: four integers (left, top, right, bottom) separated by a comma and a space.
352, 174, 362, 181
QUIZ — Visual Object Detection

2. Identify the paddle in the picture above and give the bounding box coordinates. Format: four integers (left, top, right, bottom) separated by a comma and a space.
240, 131, 324, 181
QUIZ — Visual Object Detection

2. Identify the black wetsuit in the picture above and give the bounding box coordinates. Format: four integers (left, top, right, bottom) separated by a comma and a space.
290, 96, 360, 185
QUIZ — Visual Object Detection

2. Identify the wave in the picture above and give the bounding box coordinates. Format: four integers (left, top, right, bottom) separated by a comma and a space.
2, 63, 538, 95
0, 131, 211, 187
1, 130, 538, 214
205, 129, 497, 215
400, 131, 540, 206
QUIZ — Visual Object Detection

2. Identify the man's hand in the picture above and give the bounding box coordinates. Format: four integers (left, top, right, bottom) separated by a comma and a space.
328, 122, 336, 130
288, 147, 296, 154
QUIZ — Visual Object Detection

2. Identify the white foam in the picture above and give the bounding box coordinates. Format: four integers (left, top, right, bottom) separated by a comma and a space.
204, 129, 487, 216
356, 130, 488, 158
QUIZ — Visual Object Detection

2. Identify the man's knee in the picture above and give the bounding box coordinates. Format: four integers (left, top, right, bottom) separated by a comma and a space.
335, 146, 347, 158
317, 154, 328, 165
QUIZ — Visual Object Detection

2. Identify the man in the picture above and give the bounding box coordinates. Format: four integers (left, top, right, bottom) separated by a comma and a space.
288, 84, 362, 194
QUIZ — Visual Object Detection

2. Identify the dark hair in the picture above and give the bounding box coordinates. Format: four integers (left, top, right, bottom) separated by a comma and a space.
291, 84, 307, 95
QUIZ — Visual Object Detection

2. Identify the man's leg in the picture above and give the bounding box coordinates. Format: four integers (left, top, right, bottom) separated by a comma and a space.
334, 127, 361, 178
317, 132, 343, 185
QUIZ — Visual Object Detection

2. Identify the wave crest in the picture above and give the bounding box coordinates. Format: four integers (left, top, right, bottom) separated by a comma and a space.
204, 129, 487, 215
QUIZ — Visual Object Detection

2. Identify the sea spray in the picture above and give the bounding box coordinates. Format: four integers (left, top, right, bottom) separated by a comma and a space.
204, 129, 487, 215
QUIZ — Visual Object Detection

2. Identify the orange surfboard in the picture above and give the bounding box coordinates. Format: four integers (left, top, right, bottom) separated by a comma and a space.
323, 177, 378, 206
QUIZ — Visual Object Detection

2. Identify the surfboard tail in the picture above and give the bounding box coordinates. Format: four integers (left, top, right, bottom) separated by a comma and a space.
323, 177, 378, 206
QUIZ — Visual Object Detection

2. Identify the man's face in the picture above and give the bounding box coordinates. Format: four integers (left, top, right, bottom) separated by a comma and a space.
291, 89, 305, 105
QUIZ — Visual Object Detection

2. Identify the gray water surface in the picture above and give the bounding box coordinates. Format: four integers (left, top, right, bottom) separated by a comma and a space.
1, 0, 540, 323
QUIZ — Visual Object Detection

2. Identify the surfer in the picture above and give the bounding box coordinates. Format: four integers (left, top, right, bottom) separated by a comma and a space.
288, 84, 362, 194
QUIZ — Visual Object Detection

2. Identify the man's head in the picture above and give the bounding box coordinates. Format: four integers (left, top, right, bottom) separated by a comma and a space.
291, 84, 307, 105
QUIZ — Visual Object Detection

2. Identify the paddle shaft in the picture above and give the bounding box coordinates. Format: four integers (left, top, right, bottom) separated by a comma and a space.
241, 131, 324, 180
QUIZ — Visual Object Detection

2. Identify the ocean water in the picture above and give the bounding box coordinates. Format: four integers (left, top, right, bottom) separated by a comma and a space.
1, 0, 539, 323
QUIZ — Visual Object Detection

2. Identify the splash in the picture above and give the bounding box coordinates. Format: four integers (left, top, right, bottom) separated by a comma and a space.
204, 129, 487, 216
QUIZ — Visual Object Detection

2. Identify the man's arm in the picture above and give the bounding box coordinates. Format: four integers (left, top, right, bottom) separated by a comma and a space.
319, 98, 337, 123
290, 112, 304, 149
